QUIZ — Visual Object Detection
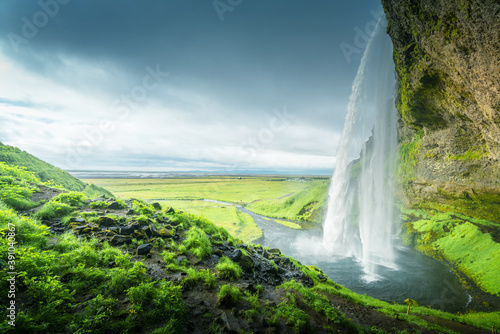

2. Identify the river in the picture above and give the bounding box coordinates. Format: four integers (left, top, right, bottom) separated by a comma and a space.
205, 200, 472, 313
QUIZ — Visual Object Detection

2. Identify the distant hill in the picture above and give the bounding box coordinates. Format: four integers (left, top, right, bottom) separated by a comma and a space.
0, 142, 113, 197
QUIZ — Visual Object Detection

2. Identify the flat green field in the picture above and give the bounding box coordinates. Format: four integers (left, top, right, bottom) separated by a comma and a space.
84, 176, 329, 243
85, 176, 327, 204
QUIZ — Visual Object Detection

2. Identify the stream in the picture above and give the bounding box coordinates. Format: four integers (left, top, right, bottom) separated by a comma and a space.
205, 200, 472, 313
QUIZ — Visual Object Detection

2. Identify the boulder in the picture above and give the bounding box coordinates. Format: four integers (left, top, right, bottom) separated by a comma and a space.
229, 249, 242, 262
237, 255, 255, 272
109, 235, 132, 246
120, 225, 135, 235
98, 216, 115, 227
137, 243, 153, 255
107, 201, 121, 209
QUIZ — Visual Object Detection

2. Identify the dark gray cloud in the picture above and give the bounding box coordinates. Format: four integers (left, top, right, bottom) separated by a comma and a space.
0, 0, 384, 172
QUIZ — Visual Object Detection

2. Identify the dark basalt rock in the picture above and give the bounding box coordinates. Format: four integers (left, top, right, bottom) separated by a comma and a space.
229, 249, 242, 262
120, 225, 135, 235
237, 255, 255, 272
137, 243, 153, 255
98, 216, 115, 227
109, 235, 132, 246
70, 217, 86, 224
107, 201, 121, 209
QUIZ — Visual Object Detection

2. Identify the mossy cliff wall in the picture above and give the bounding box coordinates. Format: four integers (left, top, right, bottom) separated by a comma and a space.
382, 0, 500, 222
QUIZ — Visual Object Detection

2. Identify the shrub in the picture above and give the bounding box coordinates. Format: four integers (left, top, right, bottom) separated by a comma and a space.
127, 281, 156, 305
183, 226, 212, 259
52, 191, 87, 207
271, 292, 310, 333
182, 268, 216, 289
132, 200, 155, 215
37, 201, 74, 220
217, 284, 241, 307
90, 200, 109, 209
216, 256, 242, 281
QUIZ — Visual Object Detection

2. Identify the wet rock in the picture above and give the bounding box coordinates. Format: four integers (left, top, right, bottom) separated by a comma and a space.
219, 311, 240, 333
137, 243, 153, 255
262, 249, 270, 259
70, 217, 86, 224
109, 235, 132, 246
317, 273, 328, 282
213, 249, 224, 257
237, 255, 255, 272
107, 201, 121, 209
73, 225, 85, 231
120, 225, 135, 235
142, 225, 159, 238
229, 249, 242, 261
98, 216, 115, 227
268, 248, 282, 257
108, 226, 119, 233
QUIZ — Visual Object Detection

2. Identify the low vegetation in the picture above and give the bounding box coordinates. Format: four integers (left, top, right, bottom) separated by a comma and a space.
0, 142, 112, 198
401, 208, 500, 295
1, 150, 499, 333
246, 181, 329, 222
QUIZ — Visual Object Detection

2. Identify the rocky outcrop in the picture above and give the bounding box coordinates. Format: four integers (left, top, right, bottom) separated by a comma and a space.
382, 0, 500, 221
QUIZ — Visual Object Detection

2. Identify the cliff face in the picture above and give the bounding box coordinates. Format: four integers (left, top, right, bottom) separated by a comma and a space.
382, 0, 500, 222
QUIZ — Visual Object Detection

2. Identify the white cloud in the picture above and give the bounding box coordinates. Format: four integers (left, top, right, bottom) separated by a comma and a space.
0, 51, 339, 173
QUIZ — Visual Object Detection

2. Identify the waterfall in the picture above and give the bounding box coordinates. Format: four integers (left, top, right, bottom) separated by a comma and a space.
322, 15, 399, 279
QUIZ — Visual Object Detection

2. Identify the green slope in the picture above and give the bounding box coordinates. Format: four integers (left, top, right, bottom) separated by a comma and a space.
0, 142, 112, 197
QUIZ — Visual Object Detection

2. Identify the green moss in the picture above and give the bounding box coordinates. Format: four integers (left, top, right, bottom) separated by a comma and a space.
397, 130, 423, 188
446, 150, 488, 161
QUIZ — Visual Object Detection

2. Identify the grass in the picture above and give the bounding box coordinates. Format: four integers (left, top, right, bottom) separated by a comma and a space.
402, 209, 500, 295
83, 176, 329, 242
159, 200, 262, 244
84, 176, 327, 204
183, 226, 212, 259
245, 182, 329, 222
0, 142, 112, 197
274, 219, 302, 230
216, 256, 242, 281
217, 284, 241, 307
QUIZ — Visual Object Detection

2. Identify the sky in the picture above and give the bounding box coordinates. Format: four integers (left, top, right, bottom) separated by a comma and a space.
0, 0, 384, 174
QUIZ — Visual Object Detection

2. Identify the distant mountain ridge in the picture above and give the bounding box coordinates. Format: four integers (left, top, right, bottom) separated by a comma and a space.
0, 142, 113, 197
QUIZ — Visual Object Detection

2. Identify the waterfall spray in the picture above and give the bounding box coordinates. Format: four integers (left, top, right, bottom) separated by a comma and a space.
322, 15, 399, 279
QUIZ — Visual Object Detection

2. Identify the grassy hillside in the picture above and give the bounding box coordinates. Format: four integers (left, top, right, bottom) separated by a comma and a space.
0, 142, 112, 198
246, 182, 329, 222
1, 163, 499, 333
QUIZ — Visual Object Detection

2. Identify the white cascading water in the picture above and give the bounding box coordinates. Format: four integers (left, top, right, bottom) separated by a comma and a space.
322, 15, 399, 279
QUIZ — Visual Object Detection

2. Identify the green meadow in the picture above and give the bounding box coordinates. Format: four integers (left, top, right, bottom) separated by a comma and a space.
84, 176, 329, 243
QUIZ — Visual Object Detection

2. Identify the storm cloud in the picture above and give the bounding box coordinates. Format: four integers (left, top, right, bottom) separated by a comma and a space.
0, 0, 383, 174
